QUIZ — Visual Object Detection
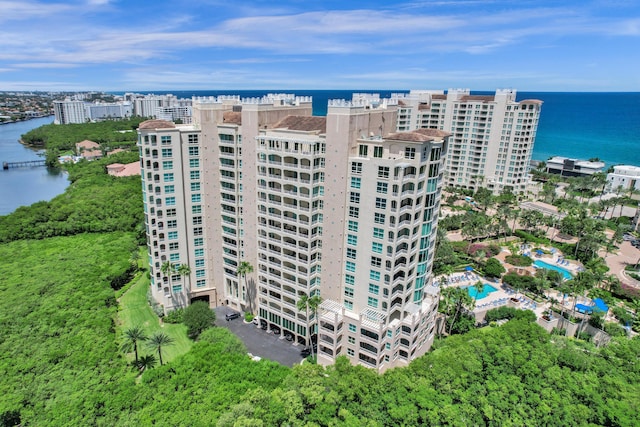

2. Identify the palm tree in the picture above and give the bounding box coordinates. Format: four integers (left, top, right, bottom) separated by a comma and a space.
121, 325, 148, 365
472, 280, 485, 307
146, 332, 174, 366
297, 294, 322, 358
136, 354, 157, 372
237, 261, 254, 311
177, 263, 191, 291
160, 261, 176, 291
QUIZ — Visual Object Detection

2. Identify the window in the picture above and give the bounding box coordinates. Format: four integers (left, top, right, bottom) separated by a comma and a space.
188, 146, 199, 156
378, 166, 389, 178
192, 205, 202, 214
347, 348, 355, 356
346, 248, 357, 259
162, 161, 173, 170
374, 213, 385, 224
194, 237, 203, 246
189, 159, 199, 168
348, 336, 356, 344
376, 182, 387, 194
375, 198, 387, 209
367, 297, 379, 308
193, 259, 204, 268
196, 269, 205, 278
371, 257, 381, 267
349, 324, 357, 332
192, 216, 202, 225
167, 220, 177, 228
372, 242, 383, 253
169, 253, 180, 262
193, 227, 203, 236
191, 194, 201, 203
172, 285, 183, 293
369, 284, 380, 295
348, 220, 358, 232
169, 242, 179, 250
345, 275, 355, 285
161, 148, 172, 158
405, 147, 416, 159
161, 135, 171, 145
359, 145, 368, 156
350, 192, 360, 204
165, 197, 176, 206
370, 270, 380, 281
344, 287, 354, 297
347, 234, 358, 246
373, 146, 383, 158
351, 162, 362, 174
373, 228, 384, 239
188, 134, 199, 144
196, 279, 206, 288
190, 182, 200, 191
349, 206, 359, 218
163, 173, 174, 182
164, 185, 175, 193
344, 300, 353, 310
168, 231, 178, 240
194, 248, 204, 257
346, 261, 356, 272
190, 170, 200, 180
350, 177, 361, 189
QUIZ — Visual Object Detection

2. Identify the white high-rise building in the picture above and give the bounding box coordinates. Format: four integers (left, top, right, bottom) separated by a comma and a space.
53, 100, 88, 124
393, 89, 542, 194
137, 93, 448, 372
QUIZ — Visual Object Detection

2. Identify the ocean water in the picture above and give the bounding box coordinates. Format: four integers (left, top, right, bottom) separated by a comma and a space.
128, 90, 640, 168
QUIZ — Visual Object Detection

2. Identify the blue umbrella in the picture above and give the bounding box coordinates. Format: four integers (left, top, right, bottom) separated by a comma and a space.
465, 266, 473, 271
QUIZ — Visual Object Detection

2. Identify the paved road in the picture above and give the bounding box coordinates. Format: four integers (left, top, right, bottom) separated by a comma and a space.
214, 306, 305, 367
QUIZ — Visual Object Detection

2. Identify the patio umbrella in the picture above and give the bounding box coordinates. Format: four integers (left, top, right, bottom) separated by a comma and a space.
465, 266, 473, 271
536, 249, 544, 255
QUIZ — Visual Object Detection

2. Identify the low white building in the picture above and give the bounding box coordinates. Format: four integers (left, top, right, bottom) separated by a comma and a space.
546, 156, 604, 177
607, 165, 640, 192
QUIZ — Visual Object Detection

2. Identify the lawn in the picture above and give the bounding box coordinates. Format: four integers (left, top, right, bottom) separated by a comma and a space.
117, 272, 192, 363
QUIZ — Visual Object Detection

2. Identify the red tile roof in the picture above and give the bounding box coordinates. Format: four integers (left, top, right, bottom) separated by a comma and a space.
139, 119, 176, 130
273, 116, 326, 133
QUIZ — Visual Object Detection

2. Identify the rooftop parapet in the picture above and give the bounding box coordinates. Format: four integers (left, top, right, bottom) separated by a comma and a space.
241, 94, 312, 106
192, 95, 241, 105
328, 95, 397, 110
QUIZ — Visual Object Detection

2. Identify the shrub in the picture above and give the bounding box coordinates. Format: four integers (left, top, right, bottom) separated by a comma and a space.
514, 230, 548, 245
485, 306, 518, 322
577, 332, 591, 342
244, 312, 255, 322
183, 301, 216, 340
483, 258, 506, 278
505, 254, 533, 267
551, 327, 566, 336
603, 322, 627, 337
164, 308, 185, 324
612, 307, 634, 326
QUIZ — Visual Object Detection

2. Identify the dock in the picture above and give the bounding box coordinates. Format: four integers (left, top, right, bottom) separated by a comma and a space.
3, 160, 47, 170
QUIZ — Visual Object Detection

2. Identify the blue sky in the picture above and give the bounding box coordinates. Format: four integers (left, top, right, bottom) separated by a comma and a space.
1, 0, 639, 91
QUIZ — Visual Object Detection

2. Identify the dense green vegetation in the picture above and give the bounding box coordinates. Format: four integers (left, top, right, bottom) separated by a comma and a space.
20, 117, 145, 151
0, 151, 143, 243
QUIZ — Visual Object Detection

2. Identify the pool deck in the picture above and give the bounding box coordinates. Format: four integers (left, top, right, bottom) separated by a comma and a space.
437, 246, 589, 322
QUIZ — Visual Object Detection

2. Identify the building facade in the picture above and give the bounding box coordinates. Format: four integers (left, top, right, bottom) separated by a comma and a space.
393, 89, 542, 194
607, 165, 640, 192
546, 156, 605, 178
53, 100, 88, 124
137, 93, 448, 372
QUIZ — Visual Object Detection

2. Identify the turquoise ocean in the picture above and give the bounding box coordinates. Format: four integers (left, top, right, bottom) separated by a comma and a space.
136, 90, 640, 168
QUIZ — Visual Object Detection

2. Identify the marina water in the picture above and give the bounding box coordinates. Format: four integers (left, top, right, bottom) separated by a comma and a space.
0, 117, 69, 216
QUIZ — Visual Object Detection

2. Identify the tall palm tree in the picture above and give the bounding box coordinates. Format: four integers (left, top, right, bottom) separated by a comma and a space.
177, 263, 191, 291
472, 280, 485, 307
297, 294, 322, 358
146, 332, 174, 366
160, 261, 176, 291
237, 261, 254, 311
121, 325, 148, 365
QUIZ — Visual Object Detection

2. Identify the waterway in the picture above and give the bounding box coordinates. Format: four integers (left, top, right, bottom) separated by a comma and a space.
0, 117, 69, 216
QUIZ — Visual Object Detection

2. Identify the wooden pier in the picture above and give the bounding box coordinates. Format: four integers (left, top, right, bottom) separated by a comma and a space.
3, 160, 47, 170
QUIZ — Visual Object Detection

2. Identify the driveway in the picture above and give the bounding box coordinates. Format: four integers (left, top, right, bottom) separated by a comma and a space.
214, 306, 305, 367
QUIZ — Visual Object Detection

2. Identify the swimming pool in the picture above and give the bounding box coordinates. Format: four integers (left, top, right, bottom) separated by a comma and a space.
464, 284, 498, 300
533, 260, 573, 280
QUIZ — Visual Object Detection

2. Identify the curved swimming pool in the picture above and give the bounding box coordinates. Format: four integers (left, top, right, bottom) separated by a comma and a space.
533, 260, 573, 280
464, 284, 498, 300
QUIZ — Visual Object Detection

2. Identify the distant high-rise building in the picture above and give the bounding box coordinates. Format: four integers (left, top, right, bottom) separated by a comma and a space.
394, 89, 542, 194
53, 100, 87, 124
138, 92, 448, 372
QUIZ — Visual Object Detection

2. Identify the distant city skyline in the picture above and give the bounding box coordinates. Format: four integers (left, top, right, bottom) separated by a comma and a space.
1, 0, 639, 92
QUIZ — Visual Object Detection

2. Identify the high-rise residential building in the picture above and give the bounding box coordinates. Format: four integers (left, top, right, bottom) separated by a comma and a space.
394, 89, 542, 194
138, 93, 449, 372
53, 100, 88, 124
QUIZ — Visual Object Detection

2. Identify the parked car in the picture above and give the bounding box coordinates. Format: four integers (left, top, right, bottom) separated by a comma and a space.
284, 332, 294, 341
260, 319, 268, 330
300, 343, 317, 356
225, 312, 241, 321
623, 233, 636, 241
271, 325, 281, 335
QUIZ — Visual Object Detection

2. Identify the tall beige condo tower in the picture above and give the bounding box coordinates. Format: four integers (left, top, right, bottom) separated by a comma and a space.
138, 93, 449, 372
394, 89, 542, 194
